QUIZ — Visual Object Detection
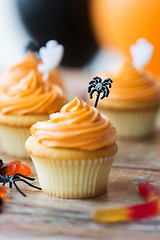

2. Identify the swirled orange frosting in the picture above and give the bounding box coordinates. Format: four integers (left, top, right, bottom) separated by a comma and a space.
101, 61, 160, 102
0, 69, 67, 115
30, 97, 117, 151
0, 52, 63, 90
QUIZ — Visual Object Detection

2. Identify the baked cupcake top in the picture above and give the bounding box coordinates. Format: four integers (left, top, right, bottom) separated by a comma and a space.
94, 61, 160, 110
0, 55, 67, 115
0, 52, 63, 91
30, 97, 117, 151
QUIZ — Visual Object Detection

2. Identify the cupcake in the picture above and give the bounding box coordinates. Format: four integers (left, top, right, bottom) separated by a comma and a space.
89, 61, 160, 138
25, 97, 117, 199
0, 52, 64, 91
0, 53, 67, 157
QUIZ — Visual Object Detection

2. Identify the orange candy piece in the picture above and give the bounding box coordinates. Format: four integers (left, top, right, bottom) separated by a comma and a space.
12, 161, 31, 176
0, 185, 8, 198
0, 160, 31, 176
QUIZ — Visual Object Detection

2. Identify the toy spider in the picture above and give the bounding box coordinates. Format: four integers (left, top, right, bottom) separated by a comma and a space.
0, 173, 41, 197
25, 41, 40, 53
88, 76, 113, 108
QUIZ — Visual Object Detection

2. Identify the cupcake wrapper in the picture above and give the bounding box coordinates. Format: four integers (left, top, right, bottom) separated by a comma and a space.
100, 109, 158, 138
0, 124, 30, 158
31, 155, 114, 198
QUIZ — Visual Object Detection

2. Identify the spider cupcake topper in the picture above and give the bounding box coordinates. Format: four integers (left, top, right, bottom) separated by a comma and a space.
88, 76, 113, 108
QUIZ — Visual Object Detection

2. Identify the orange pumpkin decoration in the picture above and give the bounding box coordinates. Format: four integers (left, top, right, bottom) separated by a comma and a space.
90, 0, 160, 76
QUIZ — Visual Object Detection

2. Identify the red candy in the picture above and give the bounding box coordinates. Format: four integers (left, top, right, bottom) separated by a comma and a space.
127, 199, 159, 219
0, 160, 31, 176
93, 181, 160, 223
138, 181, 159, 200
12, 161, 31, 176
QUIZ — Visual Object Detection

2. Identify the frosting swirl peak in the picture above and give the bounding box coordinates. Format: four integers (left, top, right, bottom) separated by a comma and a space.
31, 97, 117, 151
108, 61, 160, 102
0, 69, 67, 115
0, 52, 67, 115
0, 52, 63, 91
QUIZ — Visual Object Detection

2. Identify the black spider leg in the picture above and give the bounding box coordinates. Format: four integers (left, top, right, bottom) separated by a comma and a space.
103, 81, 112, 88
11, 174, 41, 189
103, 78, 113, 86
100, 88, 106, 99
93, 76, 102, 82
9, 180, 12, 189
103, 78, 113, 83
9, 174, 41, 197
1, 174, 10, 187
89, 88, 97, 99
5, 174, 13, 188
108, 78, 113, 83
14, 179, 41, 190
12, 178, 41, 197
102, 85, 110, 98
103, 80, 112, 89
0, 175, 5, 184
89, 79, 98, 85
11, 173, 35, 181
0, 174, 26, 196
11, 179, 41, 197
12, 180, 27, 197
88, 83, 95, 93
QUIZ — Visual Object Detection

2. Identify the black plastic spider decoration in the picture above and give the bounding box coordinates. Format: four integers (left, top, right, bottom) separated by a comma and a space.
0, 174, 41, 197
88, 76, 113, 108
25, 40, 40, 53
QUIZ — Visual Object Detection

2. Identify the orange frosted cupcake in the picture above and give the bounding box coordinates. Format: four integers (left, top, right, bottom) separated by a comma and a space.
0, 53, 67, 157
25, 97, 117, 198
0, 52, 64, 91
88, 61, 160, 138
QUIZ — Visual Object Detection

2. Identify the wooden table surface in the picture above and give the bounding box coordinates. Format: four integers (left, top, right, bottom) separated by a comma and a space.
0, 69, 160, 240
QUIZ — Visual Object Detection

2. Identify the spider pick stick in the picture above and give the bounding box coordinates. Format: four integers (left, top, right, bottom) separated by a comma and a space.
88, 76, 113, 108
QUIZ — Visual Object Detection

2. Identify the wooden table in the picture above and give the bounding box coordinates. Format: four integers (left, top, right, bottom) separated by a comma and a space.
0, 70, 160, 240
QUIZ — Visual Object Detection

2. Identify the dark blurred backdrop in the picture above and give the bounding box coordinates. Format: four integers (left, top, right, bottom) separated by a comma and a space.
16, 0, 98, 67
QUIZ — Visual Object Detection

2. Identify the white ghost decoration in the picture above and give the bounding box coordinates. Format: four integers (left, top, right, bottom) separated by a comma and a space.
130, 38, 154, 69
38, 40, 64, 81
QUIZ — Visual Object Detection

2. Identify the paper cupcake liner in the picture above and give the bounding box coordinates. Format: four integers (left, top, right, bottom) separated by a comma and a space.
0, 124, 30, 158
100, 109, 158, 138
31, 155, 114, 198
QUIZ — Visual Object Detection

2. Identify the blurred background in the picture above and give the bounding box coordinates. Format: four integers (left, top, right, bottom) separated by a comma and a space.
0, 0, 160, 75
